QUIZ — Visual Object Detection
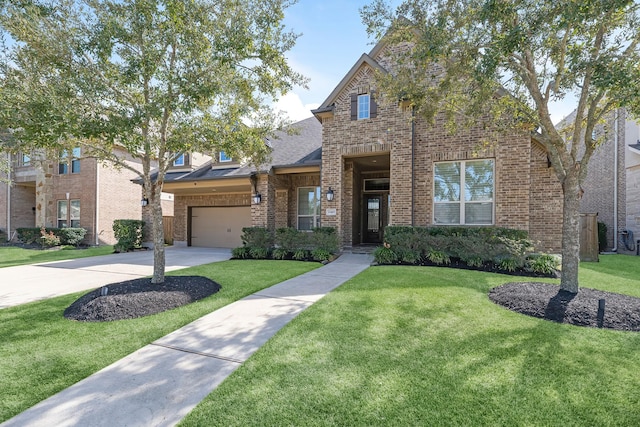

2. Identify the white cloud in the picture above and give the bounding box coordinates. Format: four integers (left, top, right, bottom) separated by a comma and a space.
274, 92, 321, 122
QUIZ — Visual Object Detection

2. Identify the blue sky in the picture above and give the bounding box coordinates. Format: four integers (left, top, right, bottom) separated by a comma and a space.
277, 0, 574, 123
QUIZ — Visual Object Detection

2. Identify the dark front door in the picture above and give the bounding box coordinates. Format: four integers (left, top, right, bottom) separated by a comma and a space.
363, 194, 385, 243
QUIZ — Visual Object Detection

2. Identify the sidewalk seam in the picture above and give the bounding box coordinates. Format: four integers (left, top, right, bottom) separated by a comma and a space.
150, 342, 243, 364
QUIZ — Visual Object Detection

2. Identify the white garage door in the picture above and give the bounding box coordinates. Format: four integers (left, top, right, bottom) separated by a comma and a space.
191, 206, 251, 248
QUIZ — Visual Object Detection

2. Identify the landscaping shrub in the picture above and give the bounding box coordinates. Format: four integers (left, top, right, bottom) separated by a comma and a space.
241, 227, 274, 250
39, 227, 60, 248
231, 247, 250, 259
113, 220, 144, 252
17, 227, 87, 246
57, 228, 87, 246
375, 225, 557, 277
235, 227, 339, 262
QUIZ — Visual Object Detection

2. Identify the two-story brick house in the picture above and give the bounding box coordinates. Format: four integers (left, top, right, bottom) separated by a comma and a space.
0, 147, 190, 245
161, 38, 564, 252
579, 108, 640, 252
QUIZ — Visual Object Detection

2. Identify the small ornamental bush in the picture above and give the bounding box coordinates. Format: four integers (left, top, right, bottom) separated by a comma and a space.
241, 227, 274, 250
526, 254, 560, 275
113, 220, 144, 252
426, 249, 450, 265
373, 246, 398, 264
57, 228, 87, 246
272, 248, 289, 260
17, 227, 87, 246
292, 249, 308, 261
249, 247, 270, 259
40, 227, 61, 248
311, 248, 332, 262
231, 247, 250, 259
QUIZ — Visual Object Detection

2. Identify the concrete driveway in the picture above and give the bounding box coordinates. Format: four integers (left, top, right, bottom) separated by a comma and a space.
0, 247, 231, 309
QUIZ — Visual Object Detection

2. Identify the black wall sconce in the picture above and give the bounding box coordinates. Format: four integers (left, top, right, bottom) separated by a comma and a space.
141, 198, 149, 206
252, 193, 262, 204
326, 187, 334, 201
250, 172, 261, 204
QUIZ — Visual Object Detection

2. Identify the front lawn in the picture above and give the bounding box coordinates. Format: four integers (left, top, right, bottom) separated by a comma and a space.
0, 245, 115, 268
180, 255, 640, 426
0, 260, 319, 423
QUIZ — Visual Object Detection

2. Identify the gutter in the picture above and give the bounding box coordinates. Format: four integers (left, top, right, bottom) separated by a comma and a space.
95, 161, 100, 245
6, 152, 10, 240
612, 109, 619, 252
411, 107, 415, 226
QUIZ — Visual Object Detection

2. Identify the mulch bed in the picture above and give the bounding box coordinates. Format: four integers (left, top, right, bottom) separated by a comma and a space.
64, 276, 220, 322
489, 282, 640, 331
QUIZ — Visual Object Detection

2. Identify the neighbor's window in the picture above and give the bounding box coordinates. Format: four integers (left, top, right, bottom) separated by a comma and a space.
357, 94, 370, 120
70, 200, 80, 227
59, 147, 81, 174
219, 151, 232, 162
173, 153, 185, 166
58, 199, 80, 227
297, 186, 321, 231
20, 152, 31, 166
434, 159, 494, 225
57, 200, 68, 227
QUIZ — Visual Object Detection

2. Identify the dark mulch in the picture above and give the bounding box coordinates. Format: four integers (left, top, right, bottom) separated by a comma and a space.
64, 276, 220, 322
489, 282, 640, 331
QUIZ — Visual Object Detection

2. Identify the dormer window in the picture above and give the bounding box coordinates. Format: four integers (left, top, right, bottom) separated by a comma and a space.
219, 151, 232, 162
350, 92, 377, 121
173, 153, 185, 167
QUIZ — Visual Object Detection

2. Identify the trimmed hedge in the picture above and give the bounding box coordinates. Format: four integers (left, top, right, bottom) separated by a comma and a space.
374, 226, 559, 276
113, 220, 144, 252
17, 227, 87, 246
232, 227, 339, 262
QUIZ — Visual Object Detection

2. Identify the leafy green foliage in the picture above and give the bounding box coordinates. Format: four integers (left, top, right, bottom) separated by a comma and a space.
241, 227, 274, 250
526, 254, 561, 275
426, 249, 450, 265
235, 227, 339, 262
0, 0, 307, 283
17, 227, 86, 246
39, 227, 60, 248
598, 221, 608, 252
112, 220, 144, 253
231, 247, 250, 259
361, 0, 640, 292
372, 246, 398, 264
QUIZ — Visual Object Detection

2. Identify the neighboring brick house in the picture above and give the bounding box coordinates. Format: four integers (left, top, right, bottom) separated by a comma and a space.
161, 38, 564, 252
579, 108, 640, 252
0, 147, 191, 245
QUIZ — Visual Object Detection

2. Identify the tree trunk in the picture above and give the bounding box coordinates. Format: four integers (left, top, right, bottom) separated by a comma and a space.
559, 171, 581, 293
150, 183, 165, 284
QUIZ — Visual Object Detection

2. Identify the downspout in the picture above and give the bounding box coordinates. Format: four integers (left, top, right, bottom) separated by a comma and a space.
612, 109, 619, 252
6, 152, 10, 240
411, 107, 415, 226
95, 160, 100, 245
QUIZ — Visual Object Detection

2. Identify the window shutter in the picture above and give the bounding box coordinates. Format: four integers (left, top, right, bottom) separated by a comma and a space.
350, 94, 358, 121
370, 91, 378, 118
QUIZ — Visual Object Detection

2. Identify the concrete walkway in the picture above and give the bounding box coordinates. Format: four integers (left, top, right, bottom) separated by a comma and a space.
0, 247, 232, 309
1, 253, 372, 427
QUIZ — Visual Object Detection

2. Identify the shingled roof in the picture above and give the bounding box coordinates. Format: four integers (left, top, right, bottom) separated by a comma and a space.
164, 116, 322, 183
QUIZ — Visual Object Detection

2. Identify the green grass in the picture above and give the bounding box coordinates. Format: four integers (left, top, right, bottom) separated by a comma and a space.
0, 260, 319, 422
0, 245, 115, 268
180, 255, 640, 426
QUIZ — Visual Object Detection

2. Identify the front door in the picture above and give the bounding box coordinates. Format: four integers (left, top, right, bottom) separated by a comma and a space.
363, 194, 385, 243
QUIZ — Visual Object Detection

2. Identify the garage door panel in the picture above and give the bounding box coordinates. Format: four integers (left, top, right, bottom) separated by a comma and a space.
191, 206, 251, 248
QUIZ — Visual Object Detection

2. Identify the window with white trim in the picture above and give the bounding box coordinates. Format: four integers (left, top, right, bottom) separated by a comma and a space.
297, 187, 321, 231
357, 94, 370, 120
433, 159, 494, 225
173, 153, 185, 166
219, 151, 232, 162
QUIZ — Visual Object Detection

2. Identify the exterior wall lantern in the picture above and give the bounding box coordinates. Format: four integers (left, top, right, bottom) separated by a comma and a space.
326, 187, 334, 202
252, 193, 262, 204
141, 198, 149, 206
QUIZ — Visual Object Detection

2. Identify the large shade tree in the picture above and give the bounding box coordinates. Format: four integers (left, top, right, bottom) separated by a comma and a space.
362, 0, 640, 293
0, 0, 306, 283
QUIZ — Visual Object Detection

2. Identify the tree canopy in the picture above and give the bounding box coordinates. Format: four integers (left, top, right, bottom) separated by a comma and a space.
362, 0, 640, 292
0, 0, 307, 283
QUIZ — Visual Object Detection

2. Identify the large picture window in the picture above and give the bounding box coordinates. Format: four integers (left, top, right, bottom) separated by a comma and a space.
434, 159, 494, 225
297, 187, 321, 231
